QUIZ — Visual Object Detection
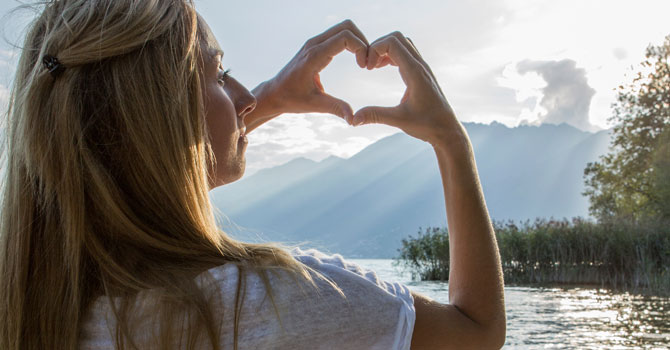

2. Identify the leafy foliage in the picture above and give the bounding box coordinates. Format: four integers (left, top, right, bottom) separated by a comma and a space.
395, 227, 449, 281
584, 35, 670, 222
495, 218, 670, 293
396, 219, 670, 294
651, 128, 670, 217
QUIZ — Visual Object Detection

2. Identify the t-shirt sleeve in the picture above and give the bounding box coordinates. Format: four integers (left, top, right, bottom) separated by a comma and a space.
288, 247, 416, 350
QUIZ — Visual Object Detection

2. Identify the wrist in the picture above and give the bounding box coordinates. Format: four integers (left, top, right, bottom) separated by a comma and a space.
430, 122, 475, 164
246, 80, 282, 133
251, 79, 282, 117
429, 116, 470, 150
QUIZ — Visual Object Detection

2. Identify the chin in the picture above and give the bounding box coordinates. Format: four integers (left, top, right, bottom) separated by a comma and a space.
234, 157, 246, 180
207, 160, 246, 189
230, 164, 245, 183
221, 161, 246, 186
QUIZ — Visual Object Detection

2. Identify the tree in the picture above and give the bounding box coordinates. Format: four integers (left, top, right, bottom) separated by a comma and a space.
651, 128, 670, 219
584, 35, 670, 222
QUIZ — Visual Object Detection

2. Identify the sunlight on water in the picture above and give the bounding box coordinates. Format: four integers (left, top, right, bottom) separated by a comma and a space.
350, 259, 670, 349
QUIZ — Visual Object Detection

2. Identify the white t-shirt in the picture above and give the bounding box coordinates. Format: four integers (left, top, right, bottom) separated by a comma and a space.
79, 248, 416, 349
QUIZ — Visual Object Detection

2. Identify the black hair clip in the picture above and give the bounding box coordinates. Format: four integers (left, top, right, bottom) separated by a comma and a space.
42, 55, 65, 78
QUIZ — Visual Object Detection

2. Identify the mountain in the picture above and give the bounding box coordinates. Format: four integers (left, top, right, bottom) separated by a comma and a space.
209, 122, 612, 258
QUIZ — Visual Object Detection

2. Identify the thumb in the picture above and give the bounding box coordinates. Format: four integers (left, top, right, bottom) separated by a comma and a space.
352, 105, 403, 127
311, 93, 355, 124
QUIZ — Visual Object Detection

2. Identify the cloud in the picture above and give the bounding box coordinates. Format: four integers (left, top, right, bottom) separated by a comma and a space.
0, 49, 17, 73
500, 59, 598, 132
612, 48, 628, 61
243, 113, 396, 177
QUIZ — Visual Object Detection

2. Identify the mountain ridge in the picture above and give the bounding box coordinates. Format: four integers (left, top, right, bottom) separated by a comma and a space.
210, 122, 612, 257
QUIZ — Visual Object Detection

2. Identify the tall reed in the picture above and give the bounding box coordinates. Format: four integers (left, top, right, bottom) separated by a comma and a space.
395, 218, 670, 295
396, 227, 450, 281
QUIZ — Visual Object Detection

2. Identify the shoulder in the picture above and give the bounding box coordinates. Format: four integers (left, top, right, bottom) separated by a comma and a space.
79, 250, 416, 350
291, 247, 415, 303
203, 248, 416, 349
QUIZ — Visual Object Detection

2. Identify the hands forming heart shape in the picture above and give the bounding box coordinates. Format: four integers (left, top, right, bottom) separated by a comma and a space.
256, 19, 463, 150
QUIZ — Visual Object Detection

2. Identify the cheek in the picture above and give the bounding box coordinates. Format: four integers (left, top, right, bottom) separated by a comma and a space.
205, 96, 238, 186
205, 85, 238, 152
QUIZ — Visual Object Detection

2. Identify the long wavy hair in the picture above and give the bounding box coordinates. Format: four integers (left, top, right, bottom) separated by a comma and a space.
0, 1, 329, 349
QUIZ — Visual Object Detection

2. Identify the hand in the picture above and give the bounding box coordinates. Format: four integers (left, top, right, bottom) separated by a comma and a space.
352, 32, 464, 149
265, 20, 369, 125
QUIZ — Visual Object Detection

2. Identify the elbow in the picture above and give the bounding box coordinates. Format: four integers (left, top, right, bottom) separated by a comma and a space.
483, 293, 507, 349
491, 323, 507, 349
457, 312, 507, 349
483, 315, 507, 349
467, 308, 506, 349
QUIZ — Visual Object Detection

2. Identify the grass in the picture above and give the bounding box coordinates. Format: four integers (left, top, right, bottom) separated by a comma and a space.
395, 218, 670, 295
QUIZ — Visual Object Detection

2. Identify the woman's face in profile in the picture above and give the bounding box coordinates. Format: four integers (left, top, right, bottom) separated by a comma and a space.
200, 20, 256, 189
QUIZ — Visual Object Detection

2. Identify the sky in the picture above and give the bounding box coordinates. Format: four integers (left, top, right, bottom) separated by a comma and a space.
1, 0, 669, 176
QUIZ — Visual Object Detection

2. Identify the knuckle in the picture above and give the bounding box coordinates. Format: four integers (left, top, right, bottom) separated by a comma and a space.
378, 36, 401, 51
337, 29, 354, 38
341, 19, 354, 27
368, 110, 380, 124
419, 66, 432, 80
330, 100, 342, 111
304, 37, 317, 48
337, 30, 365, 50
304, 47, 320, 61
386, 35, 401, 45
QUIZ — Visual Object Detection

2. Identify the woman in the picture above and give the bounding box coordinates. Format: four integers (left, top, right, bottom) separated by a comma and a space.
0, 0, 505, 349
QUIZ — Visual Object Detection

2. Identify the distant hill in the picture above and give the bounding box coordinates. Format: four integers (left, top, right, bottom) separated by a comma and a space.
210, 122, 612, 258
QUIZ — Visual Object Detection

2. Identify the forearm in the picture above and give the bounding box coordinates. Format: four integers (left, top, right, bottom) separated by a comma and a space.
432, 129, 506, 336
245, 80, 282, 134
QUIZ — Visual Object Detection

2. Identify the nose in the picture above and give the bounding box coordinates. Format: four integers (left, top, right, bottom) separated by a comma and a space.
229, 78, 256, 121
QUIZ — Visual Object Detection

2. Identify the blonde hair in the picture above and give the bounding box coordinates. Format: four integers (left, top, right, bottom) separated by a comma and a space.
0, 1, 331, 349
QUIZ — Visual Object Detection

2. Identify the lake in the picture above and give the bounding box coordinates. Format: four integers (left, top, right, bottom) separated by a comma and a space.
350, 259, 670, 349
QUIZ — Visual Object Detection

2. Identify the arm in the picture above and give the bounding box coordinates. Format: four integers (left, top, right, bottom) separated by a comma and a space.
353, 33, 506, 349
244, 20, 369, 135
411, 135, 505, 349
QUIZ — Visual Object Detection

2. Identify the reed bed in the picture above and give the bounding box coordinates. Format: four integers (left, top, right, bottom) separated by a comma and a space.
395, 218, 670, 295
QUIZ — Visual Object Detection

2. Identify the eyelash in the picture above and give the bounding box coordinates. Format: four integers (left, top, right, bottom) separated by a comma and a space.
217, 69, 232, 86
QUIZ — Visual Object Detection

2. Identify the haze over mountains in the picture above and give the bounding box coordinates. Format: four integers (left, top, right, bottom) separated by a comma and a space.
210, 122, 611, 258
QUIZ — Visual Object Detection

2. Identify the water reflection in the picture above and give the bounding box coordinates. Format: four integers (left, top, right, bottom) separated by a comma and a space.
350, 259, 670, 349
504, 287, 670, 349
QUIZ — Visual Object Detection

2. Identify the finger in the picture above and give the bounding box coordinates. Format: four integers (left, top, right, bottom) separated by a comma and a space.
404, 36, 443, 96
366, 34, 416, 71
405, 37, 423, 59
387, 32, 425, 67
311, 93, 355, 124
375, 55, 395, 69
369, 33, 442, 95
304, 19, 369, 49
404, 36, 439, 82
365, 35, 423, 88
352, 105, 404, 128
313, 29, 368, 68
388, 34, 440, 91
369, 32, 423, 67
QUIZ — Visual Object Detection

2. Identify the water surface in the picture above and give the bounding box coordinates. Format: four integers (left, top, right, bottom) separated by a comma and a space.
350, 259, 670, 349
